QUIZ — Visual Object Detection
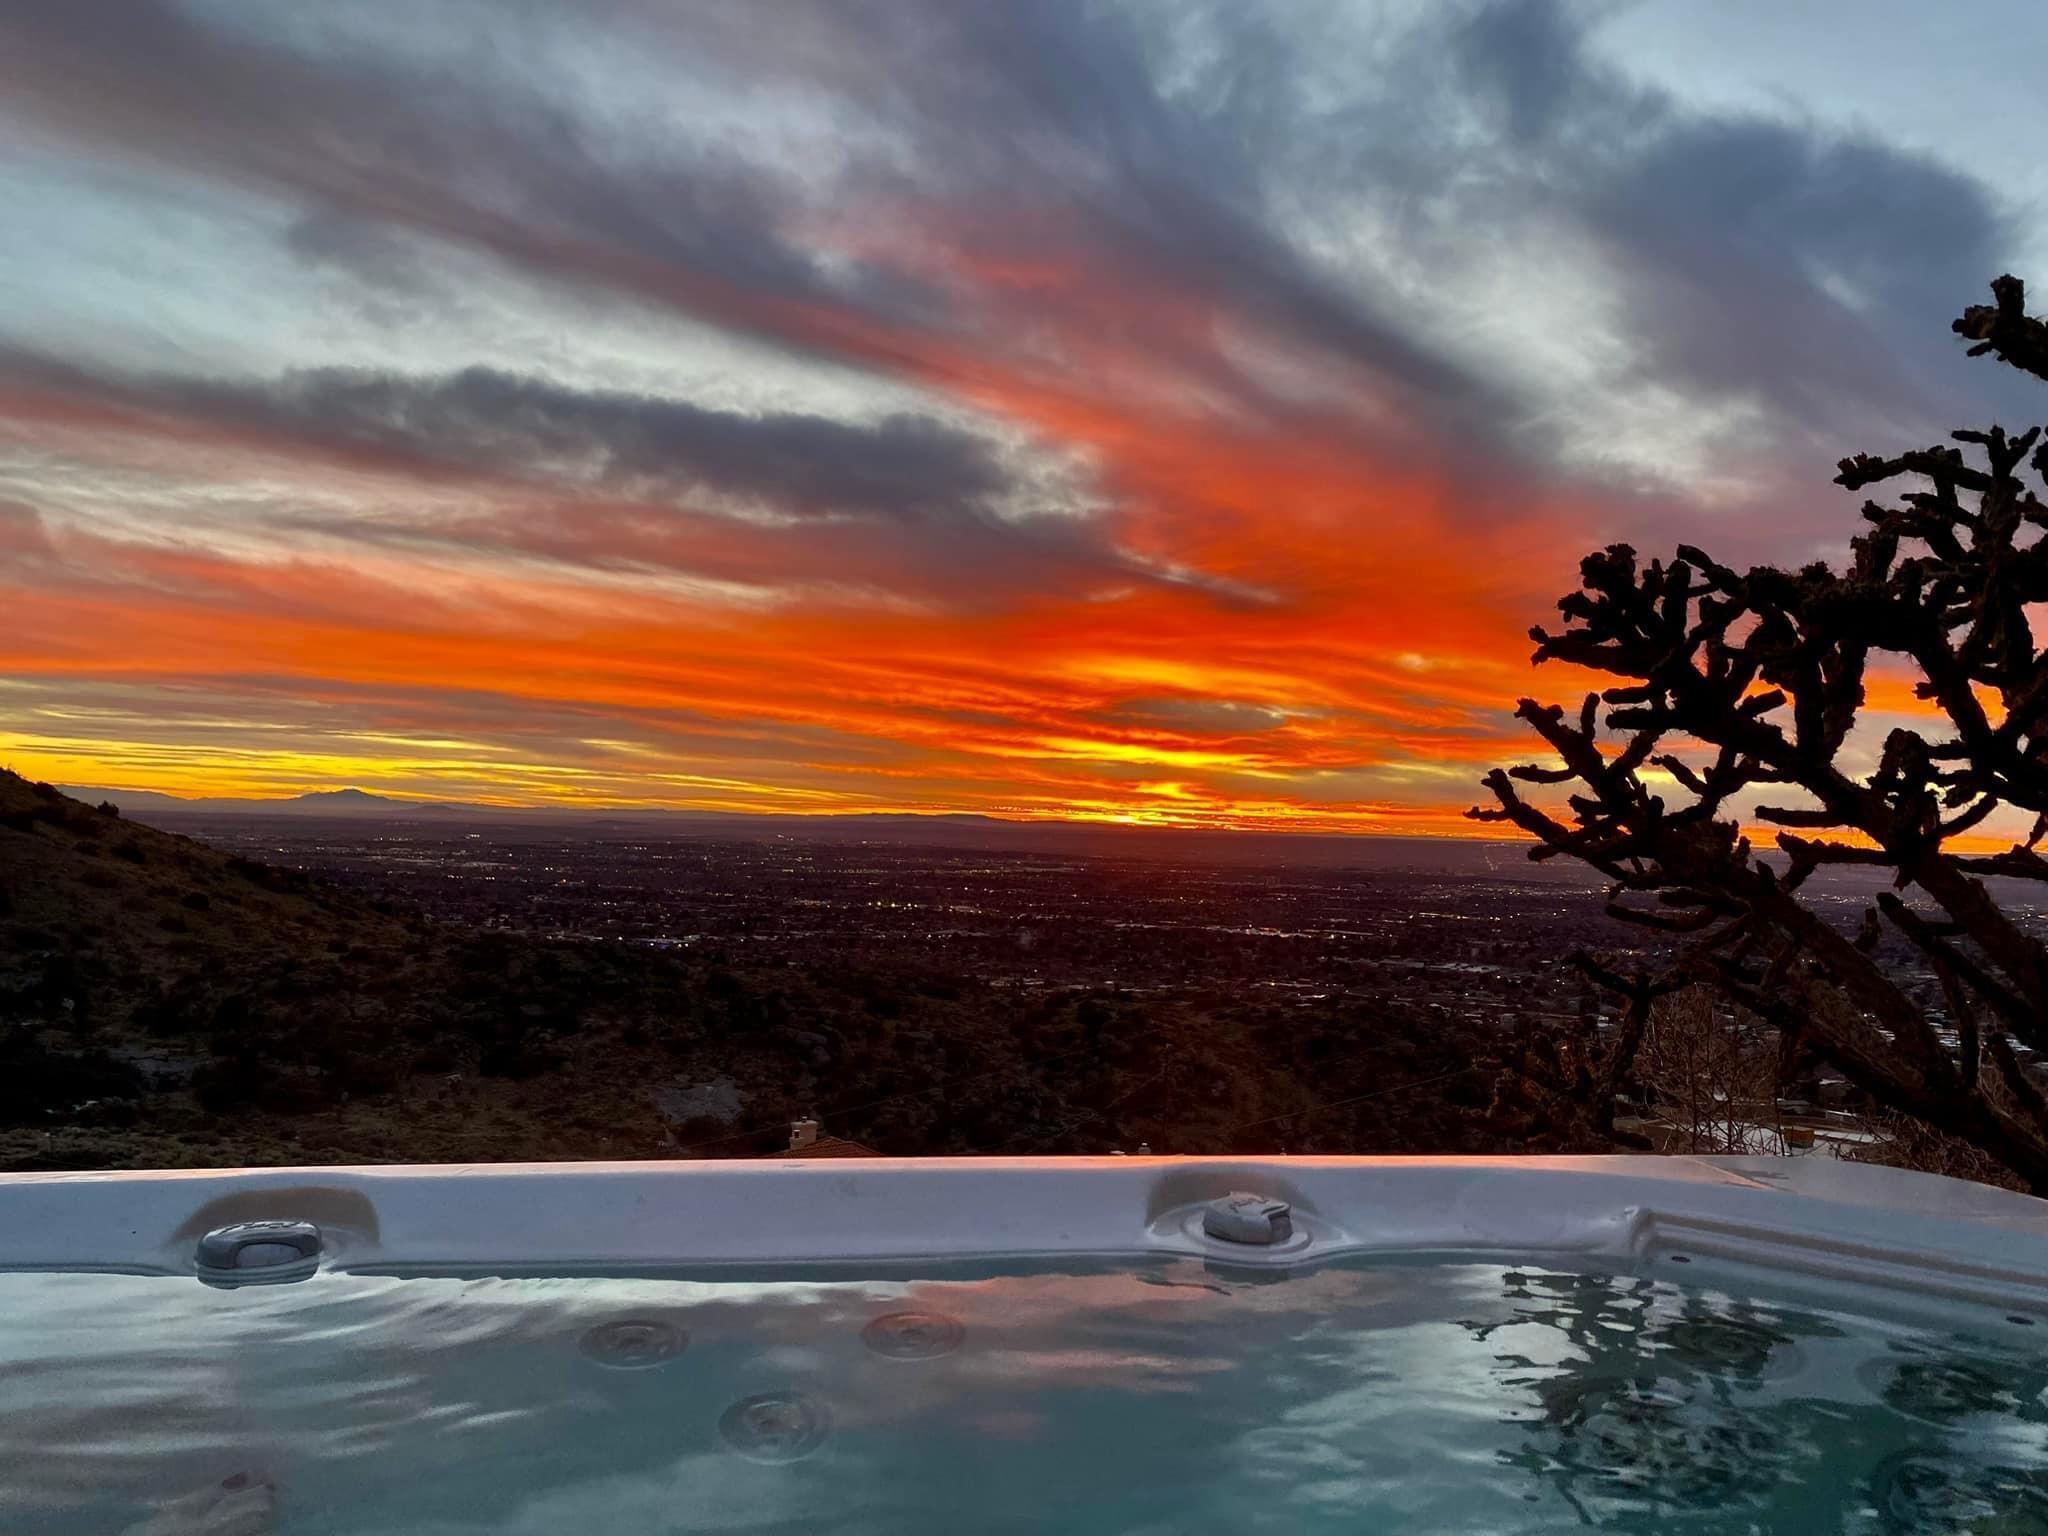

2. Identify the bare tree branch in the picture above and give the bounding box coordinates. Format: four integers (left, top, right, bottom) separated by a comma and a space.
1476, 275, 2048, 1192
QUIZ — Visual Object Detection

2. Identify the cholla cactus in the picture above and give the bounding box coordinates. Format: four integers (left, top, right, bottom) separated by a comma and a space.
1474, 278, 2048, 1190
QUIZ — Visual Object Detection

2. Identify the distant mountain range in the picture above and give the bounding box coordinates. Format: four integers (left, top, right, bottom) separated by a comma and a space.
59, 781, 1562, 874
61, 782, 1024, 833
64, 782, 1025, 820
61, 783, 685, 819
59, 783, 611, 817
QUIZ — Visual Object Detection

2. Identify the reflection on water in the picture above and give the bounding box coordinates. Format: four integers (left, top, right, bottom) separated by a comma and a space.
1, 1257, 2045, 1533
1482, 1272, 1839, 1523
1475, 1271, 2048, 1533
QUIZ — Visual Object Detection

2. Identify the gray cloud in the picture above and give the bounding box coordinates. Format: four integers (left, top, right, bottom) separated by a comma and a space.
864, 4, 1494, 406
1447, 0, 2028, 440
0, 345, 1205, 608
670, 0, 2037, 530
283, 211, 437, 296
0, 1, 937, 332
0, 344, 1038, 520
0, 0, 1496, 428
0, 0, 2035, 570
189, 365, 1027, 525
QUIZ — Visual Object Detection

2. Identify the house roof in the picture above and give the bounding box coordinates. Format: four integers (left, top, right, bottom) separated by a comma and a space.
786, 1134, 880, 1159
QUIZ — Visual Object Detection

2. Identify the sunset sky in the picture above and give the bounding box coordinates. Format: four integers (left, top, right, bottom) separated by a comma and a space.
4, 1, 2045, 834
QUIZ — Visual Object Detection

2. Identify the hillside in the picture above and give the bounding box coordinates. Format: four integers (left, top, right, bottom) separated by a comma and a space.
4, 774, 415, 985
0, 772, 1505, 1170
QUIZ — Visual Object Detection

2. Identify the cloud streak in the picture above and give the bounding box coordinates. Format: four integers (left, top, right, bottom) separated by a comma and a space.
0, 351, 1029, 518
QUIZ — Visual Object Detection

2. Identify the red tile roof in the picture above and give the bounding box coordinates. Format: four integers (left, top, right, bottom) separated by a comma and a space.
785, 1135, 880, 1159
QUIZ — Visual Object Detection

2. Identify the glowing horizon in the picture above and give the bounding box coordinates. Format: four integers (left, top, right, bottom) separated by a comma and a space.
4, 3, 2044, 838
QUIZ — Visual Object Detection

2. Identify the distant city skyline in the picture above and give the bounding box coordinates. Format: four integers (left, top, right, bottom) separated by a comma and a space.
3, 1, 2043, 834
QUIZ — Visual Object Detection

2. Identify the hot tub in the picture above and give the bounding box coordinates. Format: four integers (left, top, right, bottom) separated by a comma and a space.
4, 1155, 2047, 1533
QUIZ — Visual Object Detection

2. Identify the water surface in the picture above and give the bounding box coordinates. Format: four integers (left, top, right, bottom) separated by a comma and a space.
4, 1256, 2045, 1533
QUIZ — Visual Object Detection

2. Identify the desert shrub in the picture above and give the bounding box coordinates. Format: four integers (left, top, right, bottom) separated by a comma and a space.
0, 1033, 144, 1125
